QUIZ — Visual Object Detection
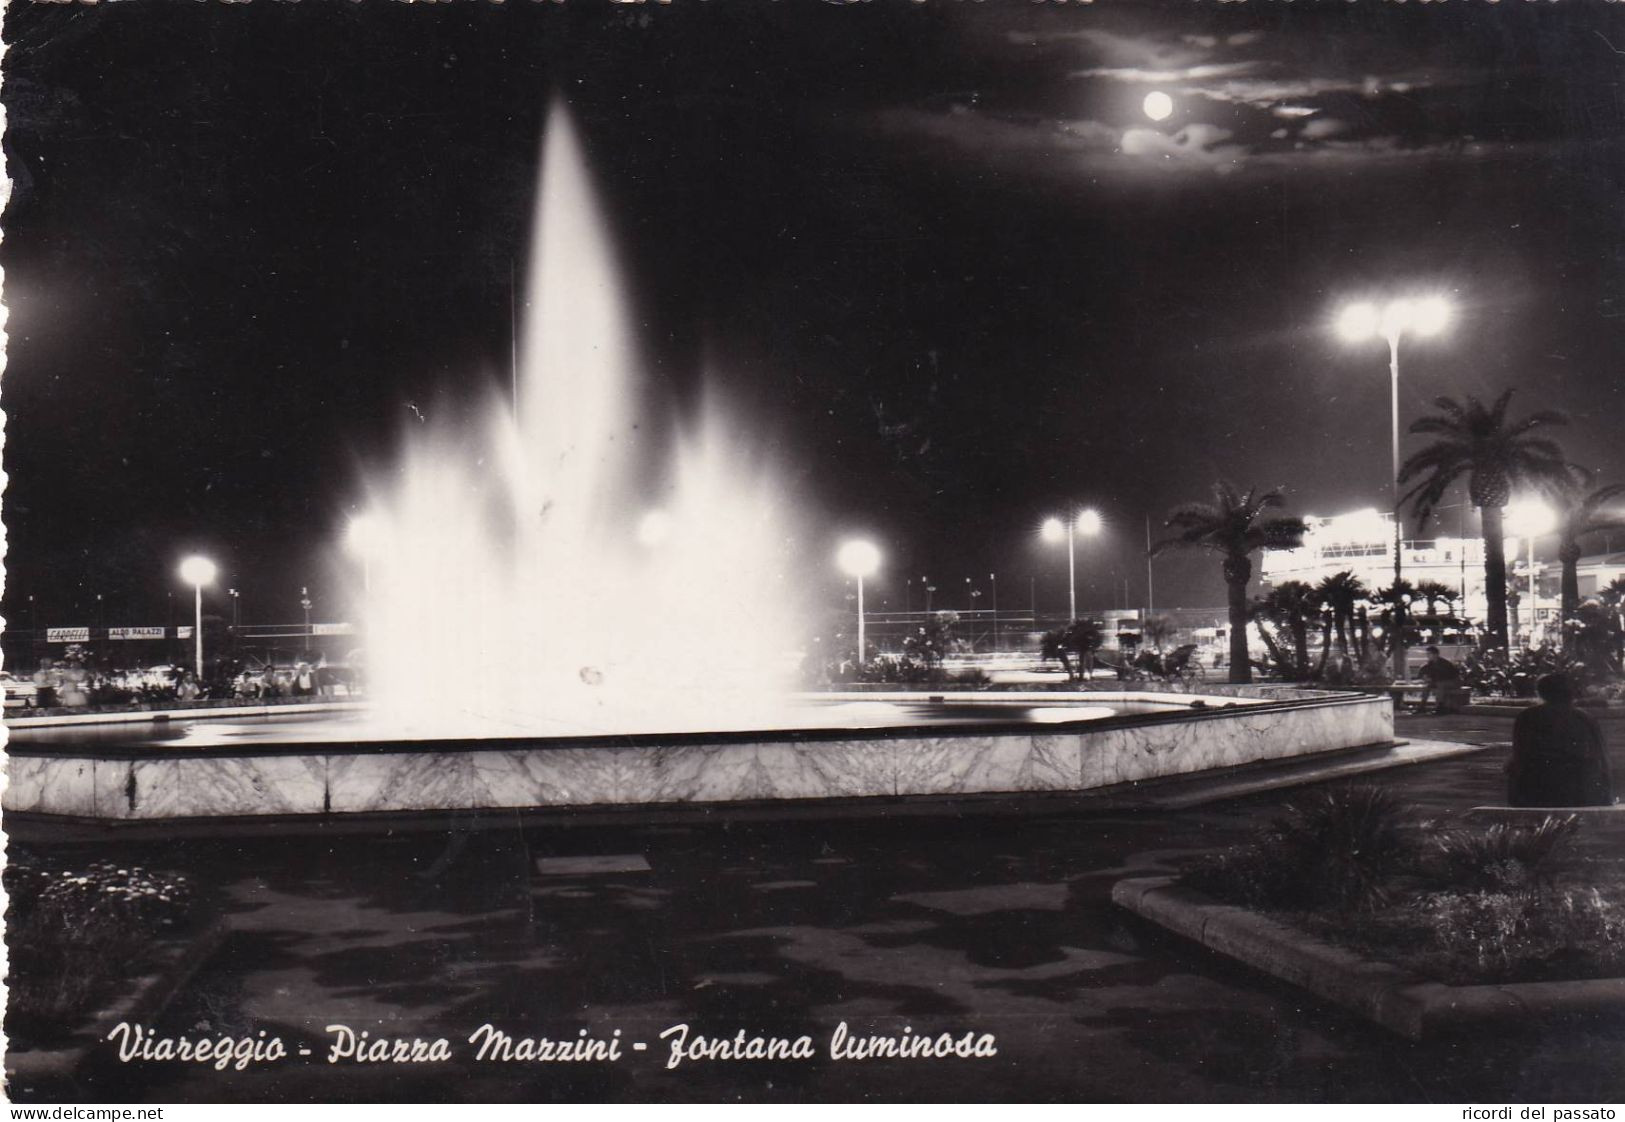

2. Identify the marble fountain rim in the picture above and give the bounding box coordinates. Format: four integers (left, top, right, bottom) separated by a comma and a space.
2, 690, 1389, 762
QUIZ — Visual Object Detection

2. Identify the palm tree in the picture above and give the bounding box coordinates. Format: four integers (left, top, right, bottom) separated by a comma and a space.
1413, 579, 1459, 619
1604, 576, 1625, 608
1251, 581, 1320, 680
1315, 570, 1368, 655
1551, 469, 1625, 624
1603, 577, 1625, 665
1152, 482, 1308, 684
1399, 391, 1570, 651
1041, 619, 1104, 682
1370, 580, 1419, 654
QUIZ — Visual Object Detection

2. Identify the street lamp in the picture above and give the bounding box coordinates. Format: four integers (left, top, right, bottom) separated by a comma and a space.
1336, 293, 1453, 677
177, 555, 217, 681
1042, 508, 1102, 622
837, 540, 881, 666
990, 572, 999, 654
1506, 498, 1556, 647
300, 587, 313, 652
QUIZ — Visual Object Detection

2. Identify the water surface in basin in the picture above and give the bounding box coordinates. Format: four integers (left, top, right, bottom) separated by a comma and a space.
5, 694, 1257, 751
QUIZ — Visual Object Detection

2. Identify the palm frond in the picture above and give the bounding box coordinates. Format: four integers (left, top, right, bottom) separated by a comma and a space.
1487, 389, 1516, 427
1505, 410, 1570, 438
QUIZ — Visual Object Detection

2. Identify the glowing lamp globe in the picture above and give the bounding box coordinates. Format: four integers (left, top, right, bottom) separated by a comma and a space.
1075, 509, 1103, 535
837, 540, 881, 579
1336, 302, 1380, 343
1505, 498, 1556, 539
1412, 295, 1452, 337
178, 556, 217, 588
1041, 517, 1066, 543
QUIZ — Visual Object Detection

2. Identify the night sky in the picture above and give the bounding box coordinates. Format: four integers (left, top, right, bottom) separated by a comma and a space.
5, 0, 1625, 631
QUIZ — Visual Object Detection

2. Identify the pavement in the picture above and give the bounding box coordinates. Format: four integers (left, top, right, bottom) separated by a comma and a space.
24, 712, 1625, 1104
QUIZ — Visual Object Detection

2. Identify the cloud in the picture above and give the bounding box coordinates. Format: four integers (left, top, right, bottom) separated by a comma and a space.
871, 100, 1528, 188
865, 17, 1552, 186
1121, 123, 1247, 173
1301, 118, 1349, 140
1008, 27, 1214, 74
1074, 61, 1260, 85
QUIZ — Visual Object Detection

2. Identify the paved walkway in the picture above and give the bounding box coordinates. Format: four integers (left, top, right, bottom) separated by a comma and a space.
46, 714, 1625, 1103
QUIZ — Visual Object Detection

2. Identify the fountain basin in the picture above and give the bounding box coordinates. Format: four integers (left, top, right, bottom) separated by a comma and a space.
2, 689, 1392, 822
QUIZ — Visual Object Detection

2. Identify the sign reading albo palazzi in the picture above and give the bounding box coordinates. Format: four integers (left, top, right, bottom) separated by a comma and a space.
47, 626, 176, 642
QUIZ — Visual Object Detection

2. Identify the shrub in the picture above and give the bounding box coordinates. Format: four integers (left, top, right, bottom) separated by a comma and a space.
1184, 785, 1413, 913
1422, 815, 1580, 894
1411, 887, 1625, 984
31, 861, 198, 932
5, 860, 202, 1038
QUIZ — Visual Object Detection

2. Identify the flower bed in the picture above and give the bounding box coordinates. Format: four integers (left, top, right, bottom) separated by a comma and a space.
1179, 787, 1625, 987
5, 854, 212, 1049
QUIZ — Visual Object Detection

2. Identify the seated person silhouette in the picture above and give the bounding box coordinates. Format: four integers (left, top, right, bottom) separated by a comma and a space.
1417, 645, 1461, 712
1506, 673, 1616, 808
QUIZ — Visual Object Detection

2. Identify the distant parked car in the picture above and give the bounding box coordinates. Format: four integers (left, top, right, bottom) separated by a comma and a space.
2, 671, 39, 711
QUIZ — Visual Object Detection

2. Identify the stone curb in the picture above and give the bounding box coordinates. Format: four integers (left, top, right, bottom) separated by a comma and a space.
1462, 703, 1625, 720
1111, 875, 1625, 1040
4, 916, 231, 1089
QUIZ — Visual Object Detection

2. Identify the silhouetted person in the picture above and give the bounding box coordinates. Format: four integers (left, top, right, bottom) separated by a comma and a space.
1507, 673, 1615, 807
1417, 645, 1460, 711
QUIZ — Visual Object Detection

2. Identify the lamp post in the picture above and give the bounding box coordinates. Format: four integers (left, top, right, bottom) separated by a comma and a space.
177, 556, 217, 681
1336, 294, 1452, 678
923, 577, 935, 615
967, 581, 983, 653
1042, 508, 1102, 622
838, 541, 882, 667
990, 572, 999, 654
300, 587, 313, 652
1506, 498, 1555, 648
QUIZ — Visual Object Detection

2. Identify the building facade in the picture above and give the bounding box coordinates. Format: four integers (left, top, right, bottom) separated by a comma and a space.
1257, 508, 1602, 646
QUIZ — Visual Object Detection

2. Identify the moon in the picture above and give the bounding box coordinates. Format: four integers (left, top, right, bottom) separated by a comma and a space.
1143, 91, 1174, 122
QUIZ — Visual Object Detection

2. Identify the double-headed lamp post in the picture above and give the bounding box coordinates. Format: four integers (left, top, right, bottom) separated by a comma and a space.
177, 555, 217, 681
837, 540, 881, 667
1041, 508, 1102, 623
1336, 294, 1453, 677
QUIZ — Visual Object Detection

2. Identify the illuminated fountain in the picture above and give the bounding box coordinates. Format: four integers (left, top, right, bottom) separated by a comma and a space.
2, 105, 1401, 825
356, 104, 806, 737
